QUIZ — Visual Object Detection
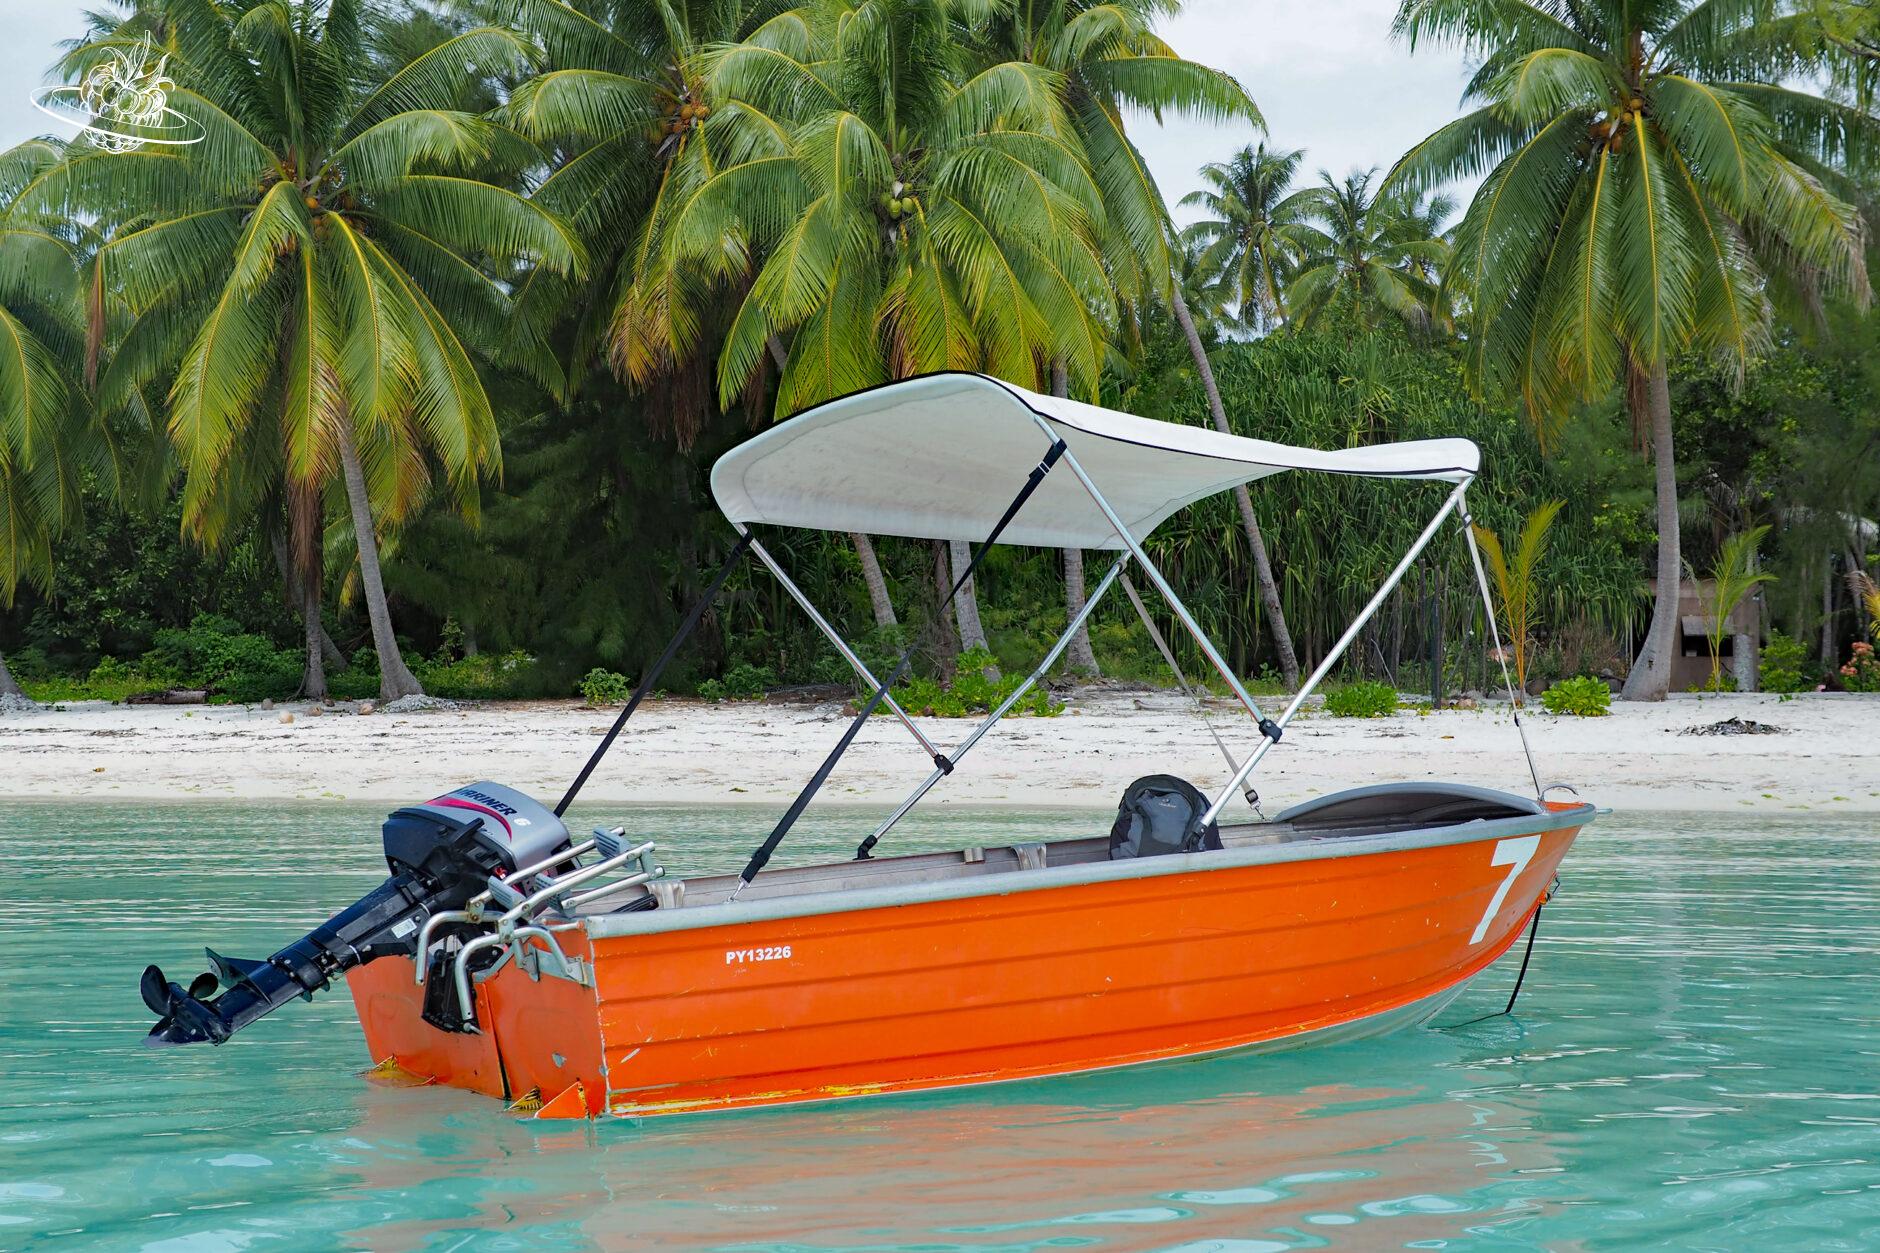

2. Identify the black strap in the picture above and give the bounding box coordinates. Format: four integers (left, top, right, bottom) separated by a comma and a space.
1439, 885, 1551, 1030
1500, 894, 1545, 1014
554, 532, 753, 817
741, 439, 1068, 884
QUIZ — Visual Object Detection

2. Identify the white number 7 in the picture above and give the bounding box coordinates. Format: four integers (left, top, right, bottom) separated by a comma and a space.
1471, 835, 1541, 944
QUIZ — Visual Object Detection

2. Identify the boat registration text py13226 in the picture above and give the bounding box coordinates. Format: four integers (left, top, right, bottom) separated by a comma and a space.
726, 945, 793, 965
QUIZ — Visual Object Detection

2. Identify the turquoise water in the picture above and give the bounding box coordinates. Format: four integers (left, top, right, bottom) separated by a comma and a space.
3, 801, 1878, 1250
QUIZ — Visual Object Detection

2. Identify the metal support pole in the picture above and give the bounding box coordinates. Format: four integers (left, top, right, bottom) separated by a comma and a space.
740, 528, 941, 760
1027, 424, 1281, 740
856, 553, 1130, 857
1120, 571, 1253, 804
1459, 490, 1545, 799
1199, 480, 1472, 826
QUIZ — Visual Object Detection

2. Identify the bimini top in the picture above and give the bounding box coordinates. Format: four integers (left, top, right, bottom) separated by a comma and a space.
710, 373, 1479, 550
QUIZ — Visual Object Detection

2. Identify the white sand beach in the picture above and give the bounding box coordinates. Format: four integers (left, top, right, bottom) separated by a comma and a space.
2, 687, 1874, 814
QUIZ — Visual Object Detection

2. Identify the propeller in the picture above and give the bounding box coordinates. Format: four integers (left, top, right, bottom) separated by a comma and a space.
141, 963, 232, 1046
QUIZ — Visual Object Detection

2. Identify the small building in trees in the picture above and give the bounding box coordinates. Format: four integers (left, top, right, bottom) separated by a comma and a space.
1674, 578, 1764, 692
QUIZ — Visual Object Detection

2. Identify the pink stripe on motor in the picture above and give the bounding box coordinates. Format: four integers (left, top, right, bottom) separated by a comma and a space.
432, 796, 513, 839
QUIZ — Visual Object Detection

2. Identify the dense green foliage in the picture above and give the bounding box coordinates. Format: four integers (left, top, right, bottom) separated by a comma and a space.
16, 611, 543, 704
579, 668, 630, 707
3, 0, 1879, 712
886, 647, 1059, 718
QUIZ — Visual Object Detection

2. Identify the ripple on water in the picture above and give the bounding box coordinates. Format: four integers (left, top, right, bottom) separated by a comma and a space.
2, 803, 1877, 1250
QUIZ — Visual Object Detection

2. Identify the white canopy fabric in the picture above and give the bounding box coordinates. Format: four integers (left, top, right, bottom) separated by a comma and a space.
710, 373, 1479, 550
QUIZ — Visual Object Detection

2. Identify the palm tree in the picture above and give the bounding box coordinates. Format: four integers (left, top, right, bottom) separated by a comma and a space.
1164, 268, 1304, 689
1181, 143, 1315, 332
0, 141, 88, 707
55, 1, 582, 701
974, 0, 1271, 682
1389, 0, 1871, 699
965, 0, 1302, 689
680, 0, 1116, 666
1287, 167, 1453, 332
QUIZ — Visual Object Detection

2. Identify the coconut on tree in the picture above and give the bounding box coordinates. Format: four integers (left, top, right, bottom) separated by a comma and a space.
54, 1, 581, 702
1388, 0, 1872, 700
494, 1, 931, 632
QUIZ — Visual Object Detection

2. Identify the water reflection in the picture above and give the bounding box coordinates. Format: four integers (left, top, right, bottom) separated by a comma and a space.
333, 1027, 1565, 1251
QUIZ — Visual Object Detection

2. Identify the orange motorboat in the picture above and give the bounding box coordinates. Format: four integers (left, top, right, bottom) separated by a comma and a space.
142, 373, 1595, 1119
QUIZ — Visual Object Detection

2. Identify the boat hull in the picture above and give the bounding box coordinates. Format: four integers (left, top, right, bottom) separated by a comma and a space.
348, 803, 1586, 1118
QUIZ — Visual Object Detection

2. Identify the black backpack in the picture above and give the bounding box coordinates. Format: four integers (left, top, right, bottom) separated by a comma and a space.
1108, 775, 1222, 860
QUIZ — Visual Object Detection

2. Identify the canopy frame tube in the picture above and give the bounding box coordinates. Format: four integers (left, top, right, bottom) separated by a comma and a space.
739, 527, 941, 762
1005, 406, 1484, 828
1459, 490, 1545, 798
854, 550, 1132, 858
1022, 417, 1284, 743
724, 407, 1514, 867
1195, 480, 1471, 826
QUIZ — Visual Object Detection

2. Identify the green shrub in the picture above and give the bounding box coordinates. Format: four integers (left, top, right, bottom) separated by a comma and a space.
696, 663, 776, 702
23, 671, 157, 703
419, 650, 543, 700
1542, 674, 1611, 716
580, 668, 631, 707
720, 663, 776, 698
877, 646, 1059, 718
215, 655, 304, 704
144, 613, 301, 703
1323, 681, 1398, 717
1759, 631, 1810, 694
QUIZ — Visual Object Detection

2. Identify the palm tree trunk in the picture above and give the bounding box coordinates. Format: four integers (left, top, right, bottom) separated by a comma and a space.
853, 533, 897, 628
301, 576, 328, 700
271, 531, 344, 674
1063, 547, 1099, 675
931, 539, 959, 679
1733, 547, 1760, 691
947, 539, 999, 680
1053, 362, 1099, 676
1820, 556, 1836, 665
0, 648, 28, 702
1621, 361, 1680, 702
336, 423, 424, 701
318, 617, 343, 671
1170, 286, 1300, 689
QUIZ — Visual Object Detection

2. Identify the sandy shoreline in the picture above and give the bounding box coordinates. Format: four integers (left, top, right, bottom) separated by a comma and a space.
3, 686, 1875, 815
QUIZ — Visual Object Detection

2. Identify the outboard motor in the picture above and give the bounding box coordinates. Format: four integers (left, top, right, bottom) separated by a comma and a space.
142, 783, 571, 1046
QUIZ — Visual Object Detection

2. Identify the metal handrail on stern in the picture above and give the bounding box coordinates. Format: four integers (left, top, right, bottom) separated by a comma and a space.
418, 829, 667, 1030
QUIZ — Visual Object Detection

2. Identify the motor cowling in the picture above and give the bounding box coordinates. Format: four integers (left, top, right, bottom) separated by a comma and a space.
142, 782, 569, 1047
383, 782, 571, 877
